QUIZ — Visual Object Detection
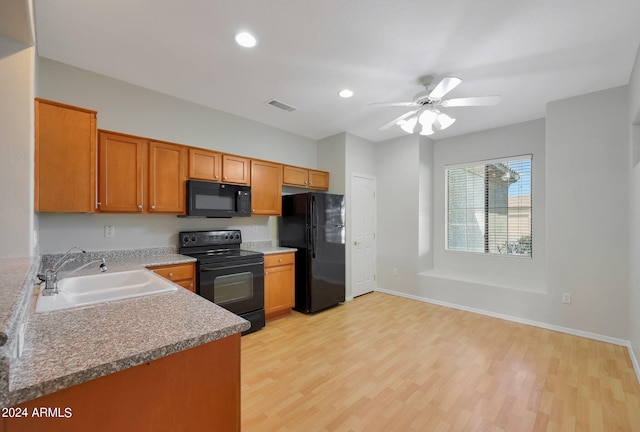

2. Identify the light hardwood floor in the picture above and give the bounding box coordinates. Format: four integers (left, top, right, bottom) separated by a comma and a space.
241, 292, 640, 431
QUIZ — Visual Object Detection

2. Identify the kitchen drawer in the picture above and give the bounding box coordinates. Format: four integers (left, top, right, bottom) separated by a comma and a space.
265, 252, 295, 268
150, 263, 195, 282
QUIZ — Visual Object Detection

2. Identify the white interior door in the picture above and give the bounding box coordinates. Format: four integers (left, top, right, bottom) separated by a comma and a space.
351, 174, 376, 297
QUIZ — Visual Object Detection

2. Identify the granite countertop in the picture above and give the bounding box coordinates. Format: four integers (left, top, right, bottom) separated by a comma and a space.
0, 248, 250, 408
241, 241, 297, 255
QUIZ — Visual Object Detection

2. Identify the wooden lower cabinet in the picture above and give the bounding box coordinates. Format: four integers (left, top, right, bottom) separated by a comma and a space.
2, 334, 241, 432
149, 262, 195, 292
264, 252, 295, 319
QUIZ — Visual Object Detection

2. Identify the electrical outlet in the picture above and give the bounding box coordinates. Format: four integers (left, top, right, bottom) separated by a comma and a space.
562, 292, 571, 304
392, 267, 398, 276
104, 225, 115, 238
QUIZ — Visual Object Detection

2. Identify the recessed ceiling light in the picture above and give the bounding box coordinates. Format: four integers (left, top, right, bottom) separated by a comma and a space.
338, 89, 354, 98
235, 31, 257, 48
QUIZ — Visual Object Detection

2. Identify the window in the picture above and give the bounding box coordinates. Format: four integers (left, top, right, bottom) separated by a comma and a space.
446, 155, 532, 257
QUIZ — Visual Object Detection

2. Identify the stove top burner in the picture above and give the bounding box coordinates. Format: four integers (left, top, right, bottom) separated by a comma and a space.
178, 229, 263, 264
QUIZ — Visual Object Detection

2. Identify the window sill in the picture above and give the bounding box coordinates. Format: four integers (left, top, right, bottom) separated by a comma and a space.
419, 268, 547, 294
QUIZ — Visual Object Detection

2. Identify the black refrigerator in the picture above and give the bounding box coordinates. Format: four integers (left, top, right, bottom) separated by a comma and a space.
279, 192, 346, 313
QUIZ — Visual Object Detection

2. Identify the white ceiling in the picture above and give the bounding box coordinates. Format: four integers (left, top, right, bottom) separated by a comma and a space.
33, 0, 640, 142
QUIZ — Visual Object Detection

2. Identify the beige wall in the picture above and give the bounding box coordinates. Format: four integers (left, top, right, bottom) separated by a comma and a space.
0, 35, 35, 258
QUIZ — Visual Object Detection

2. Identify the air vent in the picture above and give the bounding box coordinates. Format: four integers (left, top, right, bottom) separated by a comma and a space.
265, 99, 297, 112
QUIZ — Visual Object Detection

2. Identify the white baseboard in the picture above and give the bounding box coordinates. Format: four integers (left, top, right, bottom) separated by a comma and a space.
629, 342, 640, 385
375, 288, 640, 383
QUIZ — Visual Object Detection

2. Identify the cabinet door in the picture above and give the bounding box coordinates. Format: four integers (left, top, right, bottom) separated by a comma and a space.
264, 253, 295, 319
150, 263, 195, 293
98, 131, 146, 212
250, 160, 282, 215
148, 141, 187, 214
308, 170, 329, 190
282, 165, 308, 187
35, 99, 97, 212
189, 148, 222, 181
222, 154, 250, 185
4, 335, 241, 432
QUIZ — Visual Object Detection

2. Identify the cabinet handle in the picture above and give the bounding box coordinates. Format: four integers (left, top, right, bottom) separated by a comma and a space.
279, 258, 283, 263
265, 271, 269, 275
169, 272, 174, 277
223, 176, 227, 180
137, 204, 143, 210
151, 205, 156, 210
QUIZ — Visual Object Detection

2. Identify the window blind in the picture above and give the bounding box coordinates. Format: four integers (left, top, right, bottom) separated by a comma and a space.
446, 155, 532, 257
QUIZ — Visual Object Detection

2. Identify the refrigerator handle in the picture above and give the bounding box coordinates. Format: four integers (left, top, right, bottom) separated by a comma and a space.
311, 195, 316, 258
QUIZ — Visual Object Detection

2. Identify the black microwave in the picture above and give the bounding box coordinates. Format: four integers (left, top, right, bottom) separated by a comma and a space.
185, 180, 252, 217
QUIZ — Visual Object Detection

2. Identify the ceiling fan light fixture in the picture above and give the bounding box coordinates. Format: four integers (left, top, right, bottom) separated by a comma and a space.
399, 117, 417, 134
436, 112, 456, 130
420, 123, 434, 136
375, 75, 501, 136
418, 110, 437, 126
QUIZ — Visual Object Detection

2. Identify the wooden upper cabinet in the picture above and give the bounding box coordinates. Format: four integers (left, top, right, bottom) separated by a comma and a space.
308, 169, 329, 190
250, 160, 282, 216
188, 148, 222, 182
35, 99, 97, 212
283, 165, 329, 190
148, 141, 187, 213
222, 154, 250, 185
282, 165, 308, 187
98, 131, 146, 212
98, 132, 187, 214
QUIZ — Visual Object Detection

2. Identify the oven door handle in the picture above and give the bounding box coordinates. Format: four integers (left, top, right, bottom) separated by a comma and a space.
200, 263, 262, 272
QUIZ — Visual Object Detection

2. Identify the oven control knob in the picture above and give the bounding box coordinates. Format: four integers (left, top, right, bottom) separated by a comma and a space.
191, 235, 197, 243
235, 234, 240, 240
182, 235, 190, 244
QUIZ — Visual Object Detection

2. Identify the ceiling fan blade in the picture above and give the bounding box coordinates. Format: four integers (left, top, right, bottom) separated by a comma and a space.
428, 77, 462, 100
379, 109, 420, 130
369, 101, 420, 107
440, 95, 502, 107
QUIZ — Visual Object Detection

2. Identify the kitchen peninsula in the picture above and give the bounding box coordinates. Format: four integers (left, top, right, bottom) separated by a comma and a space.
0, 249, 249, 431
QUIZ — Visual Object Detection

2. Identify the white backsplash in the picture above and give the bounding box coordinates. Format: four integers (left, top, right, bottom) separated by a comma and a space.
38, 213, 277, 254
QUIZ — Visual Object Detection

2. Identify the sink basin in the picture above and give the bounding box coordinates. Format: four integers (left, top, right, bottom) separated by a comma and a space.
35, 270, 178, 313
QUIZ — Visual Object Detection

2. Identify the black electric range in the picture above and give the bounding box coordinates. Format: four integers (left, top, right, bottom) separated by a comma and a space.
179, 230, 265, 334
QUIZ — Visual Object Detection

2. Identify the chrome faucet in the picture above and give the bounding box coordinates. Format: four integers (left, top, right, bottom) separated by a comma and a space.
39, 247, 107, 296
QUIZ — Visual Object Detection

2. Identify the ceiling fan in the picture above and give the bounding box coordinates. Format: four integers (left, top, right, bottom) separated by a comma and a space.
372, 75, 501, 136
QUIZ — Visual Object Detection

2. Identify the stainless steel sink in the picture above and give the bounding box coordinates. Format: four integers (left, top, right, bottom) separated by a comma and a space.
35, 270, 178, 313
